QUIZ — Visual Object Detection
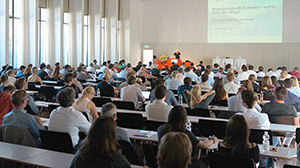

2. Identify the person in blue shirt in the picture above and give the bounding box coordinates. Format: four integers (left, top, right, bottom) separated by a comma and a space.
178, 77, 193, 96
2, 90, 45, 146
117, 67, 130, 82
37, 63, 50, 80
15, 65, 26, 78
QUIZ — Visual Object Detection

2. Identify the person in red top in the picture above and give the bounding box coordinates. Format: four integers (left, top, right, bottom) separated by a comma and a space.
290, 67, 300, 79
0, 85, 16, 125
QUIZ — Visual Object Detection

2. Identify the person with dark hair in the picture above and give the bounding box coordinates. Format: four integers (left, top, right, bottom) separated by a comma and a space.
4, 66, 13, 75
0, 85, 16, 125
118, 67, 130, 81
170, 62, 180, 71
99, 62, 108, 73
49, 87, 91, 148
242, 80, 253, 91
27, 67, 43, 85
238, 65, 249, 81
15, 65, 26, 77
165, 70, 182, 90
149, 78, 179, 106
265, 68, 274, 77
0, 64, 8, 75
290, 67, 300, 79
108, 63, 118, 80
197, 61, 205, 71
248, 74, 259, 92
262, 86, 299, 147
15, 78, 39, 115
211, 63, 219, 74
77, 66, 91, 80
0, 75, 8, 92
56, 73, 79, 98
270, 78, 300, 111
194, 65, 202, 76
120, 76, 145, 109
146, 85, 172, 122
118, 71, 147, 92
45, 64, 53, 76
178, 77, 193, 96
184, 67, 198, 83
55, 62, 60, 68
96, 73, 118, 97
199, 68, 214, 86
72, 72, 83, 93
218, 115, 259, 163
198, 74, 212, 91
271, 76, 280, 87
60, 64, 72, 76
7, 70, 16, 86
50, 66, 64, 81
272, 67, 282, 80
257, 66, 265, 79
70, 116, 130, 168
37, 63, 50, 80
224, 72, 240, 94
87, 63, 96, 74
158, 106, 217, 148
157, 132, 192, 168
92, 59, 100, 69
248, 65, 257, 79
211, 78, 228, 106
2, 90, 45, 146
240, 90, 270, 129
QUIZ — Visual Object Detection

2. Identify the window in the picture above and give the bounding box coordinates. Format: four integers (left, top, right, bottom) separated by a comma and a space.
38, 8, 47, 65
116, 20, 120, 61
101, 17, 106, 62
63, 12, 70, 65
83, 15, 89, 65
9, 0, 21, 68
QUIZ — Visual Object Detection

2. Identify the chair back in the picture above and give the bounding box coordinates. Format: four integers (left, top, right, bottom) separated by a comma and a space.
142, 143, 158, 168
197, 119, 227, 139
215, 110, 239, 119
208, 152, 255, 168
28, 84, 39, 91
268, 115, 294, 136
0, 126, 36, 147
48, 104, 59, 114
263, 94, 274, 100
117, 113, 145, 129
284, 165, 300, 168
92, 97, 112, 107
118, 140, 141, 165
185, 107, 211, 117
296, 128, 300, 144
113, 100, 135, 110
81, 112, 90, 122
39, 86, 56, 102
145, 120, 165, 131
39, 130, 74, 154
249, 129, 273, 145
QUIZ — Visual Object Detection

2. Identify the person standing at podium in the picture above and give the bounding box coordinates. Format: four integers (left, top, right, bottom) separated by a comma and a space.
173, 50, 181, 59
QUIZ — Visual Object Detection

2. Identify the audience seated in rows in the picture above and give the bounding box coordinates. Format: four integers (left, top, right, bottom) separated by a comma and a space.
1, 90, 45, 146
218, 115, 259, 164
270, 78, 300, 111
228, 87, 262, 112
164, 70, 183, 91
224, 72, 240, 94
150, 78, 178, 106
240, 90, 270, 129
56, 73, 79, 99
27, 67, 43, 85
157, 106, 217, 149
146, 85, 173, 122
70, 116, 130, 168
49, 87, 91, 148
0, 85, 16, 125
15, 78, 39, 115
101, 103, 130, 143
187, 85, 215, 109
120, 76, 145, 110
74, 86, 98, 122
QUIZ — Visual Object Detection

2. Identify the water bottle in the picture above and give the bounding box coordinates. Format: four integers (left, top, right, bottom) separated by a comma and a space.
260, 91, 264, 103
179, 94, 183, 105
97, 88, 100, 97
185, 120, 192, 132
262, 131, 270, 152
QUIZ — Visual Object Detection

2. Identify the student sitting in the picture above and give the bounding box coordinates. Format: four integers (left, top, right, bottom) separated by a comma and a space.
164, 70, 183, 91
37, 63, 50, 80
0, 85, 16, 125
73, 86, 98, 122
210, 78, 228, 106
7, 70, 16, 86
224, 72, 240, 94
248, 74, 259, 93
290, 76, 300, 97
197, 74, 212, 91
256, 66, 265, 79
77, 66, 91, 80
237, 65, 250, 81
96, 73, 119, 97
178, 77, 193, 97
27, 67, 43, 85
149, 78, 178, 106
50, 66, 64, 81
15, 65, 26, 78
218, 115, 259, 164
187, 85, 215, 109
70, 117, 130, 168
2, 90, 45, 146
0, 75, 8, 92
258, 76, 275, 95
56, 73, 79, 99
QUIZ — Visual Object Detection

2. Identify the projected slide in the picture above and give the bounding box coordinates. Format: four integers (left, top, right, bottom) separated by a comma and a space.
208, 0, 283, 43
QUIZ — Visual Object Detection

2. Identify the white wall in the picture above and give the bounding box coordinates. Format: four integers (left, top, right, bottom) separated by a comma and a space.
135, 0, 300, 71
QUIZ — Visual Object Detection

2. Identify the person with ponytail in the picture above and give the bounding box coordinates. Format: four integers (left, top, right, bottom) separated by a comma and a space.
73, 86, 98, 122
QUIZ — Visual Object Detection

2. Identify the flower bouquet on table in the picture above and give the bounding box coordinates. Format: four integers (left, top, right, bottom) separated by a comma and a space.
158, 55, 169, 63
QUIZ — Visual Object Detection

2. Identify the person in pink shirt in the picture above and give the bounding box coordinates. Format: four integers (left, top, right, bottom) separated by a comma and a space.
290, 67, 300, 79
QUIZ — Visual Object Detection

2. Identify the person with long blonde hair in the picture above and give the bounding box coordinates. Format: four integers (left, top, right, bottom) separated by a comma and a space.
73, 86, 98, 122
188, 85, 215, 109
290, 76, 300, 97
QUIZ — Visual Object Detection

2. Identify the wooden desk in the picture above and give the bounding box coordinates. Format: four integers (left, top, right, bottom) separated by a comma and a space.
258, 144, 296, 160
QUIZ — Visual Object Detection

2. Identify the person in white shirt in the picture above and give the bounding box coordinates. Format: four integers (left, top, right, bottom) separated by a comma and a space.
201, 65, 214, 79
224, 72, 240, 94
165, 71, 183, 90
272, 67, 282, 80
177, 67, 185, 83
146, 61, 154, 69
248, 65, 257, 79
265, 68, 274, 77
282, 66, 292, 78
7, 70, 16, 86
92, 59, 100, 69
48, 87, 91, 148
228, 87, 262, 112
197, 74, 212, 91
45, 64, 53, 77
120, 76, 145, 110
256, 66, 265, 79
237, 65, 250, 81
87, 63, 96, 74
184, 67, 198, 83
239, 90, 270, 129
146, 85, 173, 122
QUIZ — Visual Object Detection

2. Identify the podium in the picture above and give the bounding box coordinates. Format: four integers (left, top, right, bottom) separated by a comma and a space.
156, 58, 182, 69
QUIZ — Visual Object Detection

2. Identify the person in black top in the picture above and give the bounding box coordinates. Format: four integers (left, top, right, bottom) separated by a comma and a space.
218, 115, 259, 163
37, 63, 50, 80
170, 62, 179, 71
96, 73, 118, 97
173, 50, 181, 59
70, 116, 130, 168
56, 73, 79, 99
